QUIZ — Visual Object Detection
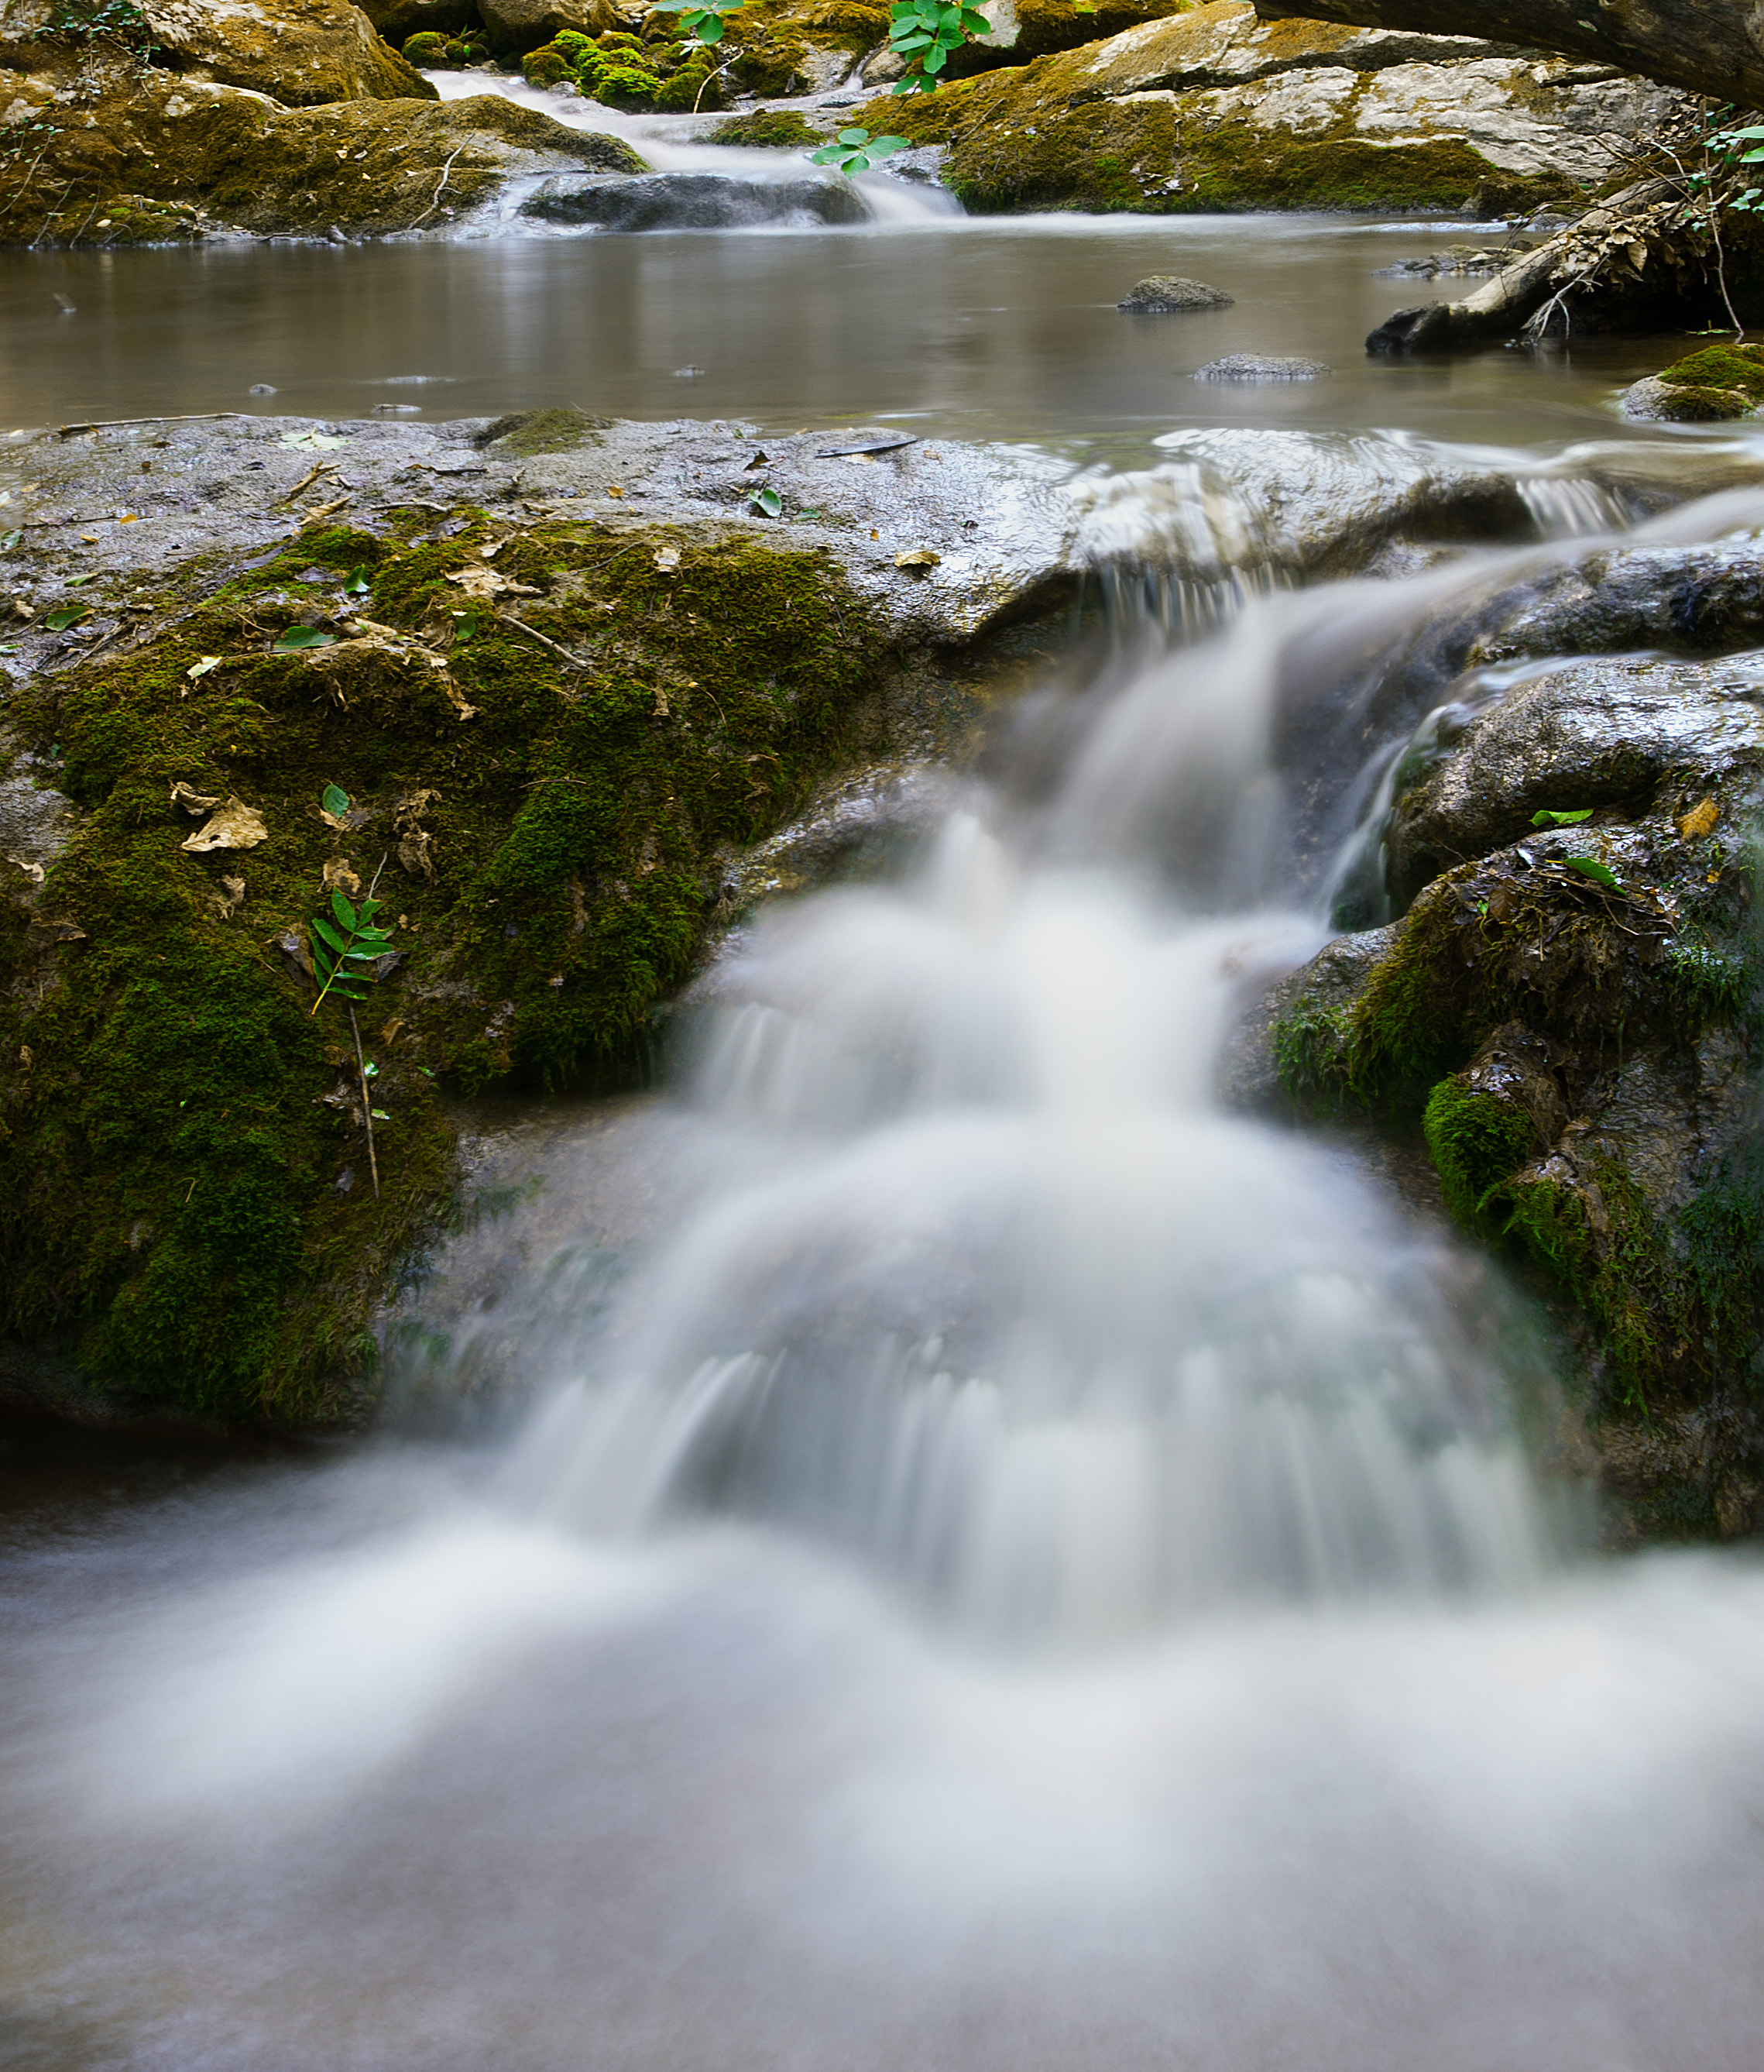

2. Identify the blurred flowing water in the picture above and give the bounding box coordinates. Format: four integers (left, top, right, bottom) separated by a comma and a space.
7, 243, 1764, 2069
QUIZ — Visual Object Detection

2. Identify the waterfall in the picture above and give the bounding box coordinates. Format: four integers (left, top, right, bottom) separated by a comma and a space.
471, 566, 1562, 1642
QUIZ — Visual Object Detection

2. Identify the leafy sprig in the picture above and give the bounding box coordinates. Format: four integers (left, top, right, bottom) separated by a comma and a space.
886, 0, 990, 93
811, 125, 910, 175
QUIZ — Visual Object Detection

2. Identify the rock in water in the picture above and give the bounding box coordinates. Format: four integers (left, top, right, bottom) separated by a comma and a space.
1119, 276, 1234, 313
520, 171, 869, 231
1196, 355, 1332, 380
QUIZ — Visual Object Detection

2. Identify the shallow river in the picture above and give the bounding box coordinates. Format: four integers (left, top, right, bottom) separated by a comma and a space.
5, 170, 1764, 2072
0, 208, 1694, 452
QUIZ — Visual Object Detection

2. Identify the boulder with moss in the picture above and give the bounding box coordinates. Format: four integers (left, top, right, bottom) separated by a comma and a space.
861, 0, 1684, 214
0, 70, 645, 243
1622, 342, 1764, 423
1249, 645, 1763, 1542
0, 411, 1076, 1431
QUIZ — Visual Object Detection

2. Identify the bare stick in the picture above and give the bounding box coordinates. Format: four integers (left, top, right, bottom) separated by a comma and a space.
348, 853, 390, 1200
348, 1005, 381, 1200
410, 145, 467, 229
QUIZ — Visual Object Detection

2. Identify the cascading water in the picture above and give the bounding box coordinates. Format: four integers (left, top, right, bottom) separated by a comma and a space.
498, 589, 1554, 1641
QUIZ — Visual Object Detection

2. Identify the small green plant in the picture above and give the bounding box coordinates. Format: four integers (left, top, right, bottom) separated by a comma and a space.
1530, 807, 1593, 827
746, 484, 783, 517
885, 0, 990, 93
649, 0, 744, 46
811, 126, 910, 174
310, 875, 394, 1017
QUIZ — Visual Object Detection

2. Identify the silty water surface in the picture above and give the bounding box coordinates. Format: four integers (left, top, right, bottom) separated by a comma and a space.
5, 158, 1764, 2072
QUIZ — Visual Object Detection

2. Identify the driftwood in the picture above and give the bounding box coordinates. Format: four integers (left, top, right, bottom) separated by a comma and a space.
1365, 179, 1687, 353
1254, 0, 1764, 110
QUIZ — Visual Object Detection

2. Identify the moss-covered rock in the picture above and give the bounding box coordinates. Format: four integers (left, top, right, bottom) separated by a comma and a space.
722, 0, 890, 93
0, 77, 646, 245
0, 509, 927, 1428
1623, 342, 1764, 423
702, 107, 826, 146
1259, 649, 1764, 1533
0, 0, 444, 104
860, 0, 1681, 214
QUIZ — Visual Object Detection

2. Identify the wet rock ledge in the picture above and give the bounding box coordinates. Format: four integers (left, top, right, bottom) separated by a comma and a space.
0, 411, 1072, 1428
1229, 541, 1764, 1546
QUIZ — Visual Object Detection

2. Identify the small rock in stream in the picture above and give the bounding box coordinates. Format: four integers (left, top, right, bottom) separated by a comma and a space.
1117, 277, 1234, 313
1195, 356, 1333, 382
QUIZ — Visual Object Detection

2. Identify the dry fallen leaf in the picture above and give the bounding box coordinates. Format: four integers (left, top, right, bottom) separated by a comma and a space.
445, 566, 540, 601
654, 545, 681, 572
181, 798, 269, 853
321, 857, 362, 898
169, 780, 224, 818
212, 875, 246, 919
606, 485, 624, 498
5, 852, 44, 888
397, 827, 437, 880
894, 548, 941, 569
1677, 796, 1719, 840
269, 926, 315, 981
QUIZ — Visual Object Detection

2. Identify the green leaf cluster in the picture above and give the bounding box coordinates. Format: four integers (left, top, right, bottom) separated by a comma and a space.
887, 0, 990, 94
811, 125, 910, 176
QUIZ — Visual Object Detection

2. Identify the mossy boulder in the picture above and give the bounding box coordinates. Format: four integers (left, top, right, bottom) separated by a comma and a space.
0, 508, 927, 1428
722, 0, 890, 93
135, 0, 438, 103
0, 80, 647, 246
860, 0, 1681, 214
702, 108, 825, 147
1261, 651, 1764, 1534
475, 0, 617, 54
1623, 342, 1764, 422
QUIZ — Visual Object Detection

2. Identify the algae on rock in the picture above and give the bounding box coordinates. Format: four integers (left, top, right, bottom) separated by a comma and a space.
0, 507, 925, 1428
862, 0, 1683, 214
1259, 650, 1764, 1537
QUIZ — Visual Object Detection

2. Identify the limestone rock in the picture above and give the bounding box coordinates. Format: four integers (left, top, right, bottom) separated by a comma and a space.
1382, 654, 1764, 911
1118, 275, 1233, 311
1264, 628, 1764, 1511
863, 0, 1686, 215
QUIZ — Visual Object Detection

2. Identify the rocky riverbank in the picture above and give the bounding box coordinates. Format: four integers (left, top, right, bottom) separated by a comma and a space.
0, 407, 1083, 1429
0, 0, 1711, 242
0, 408, 1759, 1567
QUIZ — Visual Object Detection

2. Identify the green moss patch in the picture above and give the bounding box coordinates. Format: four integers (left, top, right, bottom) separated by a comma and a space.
1657, 342, 1764, 396
703, 108, 825, 148
861, 57, 1564, 216
476, 407, 610, 455
1422, 1077, 1536, 1225
0, 515, 897, 1426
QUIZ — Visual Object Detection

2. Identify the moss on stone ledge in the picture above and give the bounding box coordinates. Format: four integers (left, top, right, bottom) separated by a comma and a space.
861, 54, 1567, 215
0, 516, 896, 1426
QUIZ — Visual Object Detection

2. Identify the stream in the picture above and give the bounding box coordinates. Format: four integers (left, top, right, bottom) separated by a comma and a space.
5, 169, 1764, 2070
